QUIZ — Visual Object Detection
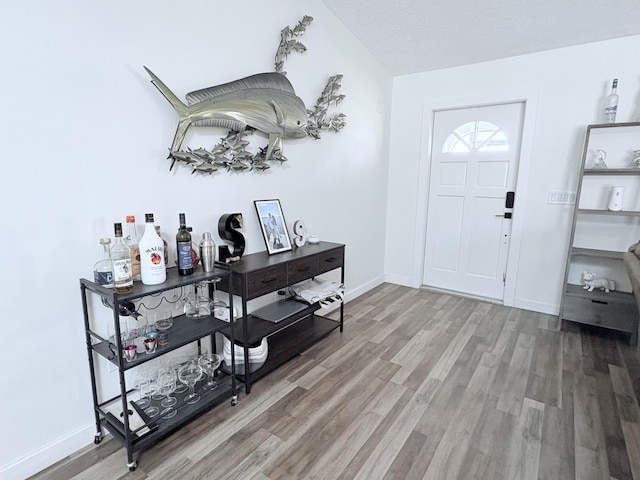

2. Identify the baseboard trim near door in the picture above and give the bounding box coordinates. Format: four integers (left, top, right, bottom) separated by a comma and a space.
419, 285, 504, 305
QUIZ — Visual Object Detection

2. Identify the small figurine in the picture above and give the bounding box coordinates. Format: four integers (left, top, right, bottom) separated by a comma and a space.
592, 149, 608, 169
630, 150, 640, 168
582, 271, 615, 292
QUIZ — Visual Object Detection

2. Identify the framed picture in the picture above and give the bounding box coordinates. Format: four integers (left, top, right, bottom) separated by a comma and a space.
254, 199, 293, 254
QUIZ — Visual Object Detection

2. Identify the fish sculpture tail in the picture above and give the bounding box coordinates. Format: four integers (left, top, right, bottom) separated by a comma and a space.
144, 66, 190, 153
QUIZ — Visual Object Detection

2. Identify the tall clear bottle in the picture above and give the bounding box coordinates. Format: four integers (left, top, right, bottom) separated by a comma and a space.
176, 213, 194, 275
111, 223, 134, 294
604, 78, 619, 123
93, 238, 114, 288
125, 215, 141, 282
139, 213, 166, 285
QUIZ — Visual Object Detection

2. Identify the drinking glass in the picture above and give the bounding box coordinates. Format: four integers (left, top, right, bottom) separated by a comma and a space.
198, 353, 221, 390
157, 369, 177, 419
178, 362, 203, 404
169, 356, 192, 393
137, 367, 159, 418
209, 277, 228, 318
184, 282, 212, 319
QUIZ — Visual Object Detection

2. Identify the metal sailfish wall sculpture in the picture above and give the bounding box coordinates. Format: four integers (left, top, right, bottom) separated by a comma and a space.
146, 15, 346, 174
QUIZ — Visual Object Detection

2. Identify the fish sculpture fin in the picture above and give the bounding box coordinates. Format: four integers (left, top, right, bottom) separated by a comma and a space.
144, 66, 192, 152
271, 100, 285, 127
185, 72, 296, 105
266, 134, 283, 160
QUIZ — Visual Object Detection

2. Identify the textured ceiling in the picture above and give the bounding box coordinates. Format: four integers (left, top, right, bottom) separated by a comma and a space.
320, 0, 640, 75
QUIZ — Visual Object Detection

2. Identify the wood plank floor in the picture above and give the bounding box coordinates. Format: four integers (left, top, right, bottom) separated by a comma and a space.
30, 284, 640, 480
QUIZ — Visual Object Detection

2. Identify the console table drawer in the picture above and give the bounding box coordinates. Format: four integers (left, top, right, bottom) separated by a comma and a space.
318, 247, 344, 274
246, 265, 287, 298
287, 256, 319, 284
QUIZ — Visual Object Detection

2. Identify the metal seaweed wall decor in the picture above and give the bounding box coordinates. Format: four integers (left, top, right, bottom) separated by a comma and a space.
146, 15, 346, 175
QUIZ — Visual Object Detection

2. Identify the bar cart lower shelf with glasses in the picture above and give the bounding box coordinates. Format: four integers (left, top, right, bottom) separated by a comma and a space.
80, 266, 237, 471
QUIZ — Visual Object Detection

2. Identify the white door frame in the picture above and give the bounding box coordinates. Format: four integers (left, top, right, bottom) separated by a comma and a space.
412, 88, 539, 307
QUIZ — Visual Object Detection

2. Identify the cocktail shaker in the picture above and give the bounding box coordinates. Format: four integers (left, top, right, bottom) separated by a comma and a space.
199, 232, 216, 272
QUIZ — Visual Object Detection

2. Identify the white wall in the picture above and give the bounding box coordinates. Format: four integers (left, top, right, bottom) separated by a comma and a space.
385, 35, 640, 314
0, 1, 392, 477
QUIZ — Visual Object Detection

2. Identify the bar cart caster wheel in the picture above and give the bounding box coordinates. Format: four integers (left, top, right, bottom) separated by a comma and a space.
128, 460, 137, 471
231, 395, 238, 406
94, 434, 102, 445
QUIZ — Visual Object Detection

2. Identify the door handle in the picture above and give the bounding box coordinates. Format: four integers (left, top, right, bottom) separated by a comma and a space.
495, 212, 513, 219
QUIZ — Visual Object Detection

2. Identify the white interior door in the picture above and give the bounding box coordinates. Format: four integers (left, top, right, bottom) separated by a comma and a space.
423, 102, 524, 301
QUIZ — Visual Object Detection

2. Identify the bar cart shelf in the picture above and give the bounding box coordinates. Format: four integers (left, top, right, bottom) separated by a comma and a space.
80, 266, 236, 471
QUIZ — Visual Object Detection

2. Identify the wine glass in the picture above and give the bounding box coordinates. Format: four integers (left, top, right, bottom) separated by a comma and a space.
198, 353, 221, 390
138, 367, 159, 418
169, 356, 192, 393
157, 368, 177, 419
184, 282, 212, 319
178, 362, 203, 404
209, 277, 228, 318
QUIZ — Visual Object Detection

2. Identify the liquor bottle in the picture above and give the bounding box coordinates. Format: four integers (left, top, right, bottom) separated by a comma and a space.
604, 78, 619, 123
155, 225, 169, 272
101, 298, 144, 321
111, 223, 134, 294
176, 213, 194, 275
93, 238, 114, 288
125, 215, 141, 281
139, 213, 167, 285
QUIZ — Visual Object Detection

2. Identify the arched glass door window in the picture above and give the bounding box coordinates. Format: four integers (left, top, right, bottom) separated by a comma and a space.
442, 121, 508, 153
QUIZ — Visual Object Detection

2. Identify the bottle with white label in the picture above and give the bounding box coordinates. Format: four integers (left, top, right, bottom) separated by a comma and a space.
604, 78, 619, 123
93, 238, 114, 288
111, 223, 133, 294
125, 215, 141, 281
139, 213, 167, 285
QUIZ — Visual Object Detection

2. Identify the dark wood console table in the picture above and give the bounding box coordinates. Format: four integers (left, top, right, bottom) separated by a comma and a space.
220, 241, 345, 393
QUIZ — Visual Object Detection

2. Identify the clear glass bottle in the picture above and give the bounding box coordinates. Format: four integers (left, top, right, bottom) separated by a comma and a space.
604, 78, 619, 123
93, 238, 114, 288
111, 223, 134, 294
155, 225, 169, 272
140, 213, 166, 285
125, 215, 141, 281
177, 213, 194, 275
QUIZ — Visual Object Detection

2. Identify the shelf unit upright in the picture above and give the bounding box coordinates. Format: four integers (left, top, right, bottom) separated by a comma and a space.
559, 121, 640, 344
80, 265, 236, 471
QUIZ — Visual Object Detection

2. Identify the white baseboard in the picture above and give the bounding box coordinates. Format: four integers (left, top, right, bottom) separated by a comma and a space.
347, 275, 385, 301
0, 424, 96, 480
383, 273, 414, 287
513, 296, 559, 316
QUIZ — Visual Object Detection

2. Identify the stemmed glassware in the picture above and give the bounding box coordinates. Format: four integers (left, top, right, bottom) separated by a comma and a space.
178, 362, 203, 404
137, 366, 159, 418
157, 368, 177, 419
198, 353, 221, 390
184, 282, 212, 319
169, 356, 192, 394
208, 277, 228, 318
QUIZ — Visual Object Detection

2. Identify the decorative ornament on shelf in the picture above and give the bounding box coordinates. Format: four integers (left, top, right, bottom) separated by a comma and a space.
218, 214, 245, 263
592, 149, 608, 169
293, 220, 307, 247
630, 150, 640, 168
582, 271, 616, 293
145, 15, 346, 175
